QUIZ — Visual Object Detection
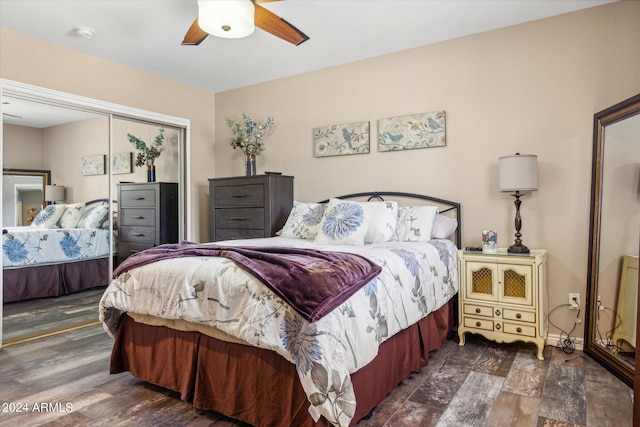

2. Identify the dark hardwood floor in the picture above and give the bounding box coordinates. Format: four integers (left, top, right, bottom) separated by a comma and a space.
3, 288, 105, 343
0, 322, 633, 426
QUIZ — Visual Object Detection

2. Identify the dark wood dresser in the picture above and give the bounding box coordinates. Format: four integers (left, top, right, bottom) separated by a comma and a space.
209, 175, 294, 242
117, 182, 179, 264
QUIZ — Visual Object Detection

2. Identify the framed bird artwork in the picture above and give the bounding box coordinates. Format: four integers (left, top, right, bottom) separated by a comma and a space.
378, 111, 446, 152
313, 121, 370, 157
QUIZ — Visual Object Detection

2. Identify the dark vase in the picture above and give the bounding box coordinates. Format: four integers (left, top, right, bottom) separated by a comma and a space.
245, 155, 256, 176
147, 165, 156, 182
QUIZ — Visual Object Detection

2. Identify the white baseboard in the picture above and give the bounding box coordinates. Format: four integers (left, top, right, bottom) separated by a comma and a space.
546, 333, 584, 351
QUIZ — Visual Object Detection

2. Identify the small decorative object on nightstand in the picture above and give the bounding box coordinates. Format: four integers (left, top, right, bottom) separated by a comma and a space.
209, 175, 293, 242
458, 248, 547, 360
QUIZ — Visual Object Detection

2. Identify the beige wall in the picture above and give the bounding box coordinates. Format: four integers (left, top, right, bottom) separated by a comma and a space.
3, 124, 45, 169
214, 1, 640, 339
0, 27, 216, 241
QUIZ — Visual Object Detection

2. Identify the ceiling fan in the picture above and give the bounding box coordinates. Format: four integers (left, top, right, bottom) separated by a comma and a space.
182, 0, 309, 46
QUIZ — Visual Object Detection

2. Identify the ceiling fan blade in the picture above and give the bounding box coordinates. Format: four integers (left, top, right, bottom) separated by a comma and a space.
254, 3, 309, 46
182, 18, 209, 46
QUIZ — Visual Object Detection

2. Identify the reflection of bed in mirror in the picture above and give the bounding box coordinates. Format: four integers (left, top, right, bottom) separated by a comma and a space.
3, 198, 115, 303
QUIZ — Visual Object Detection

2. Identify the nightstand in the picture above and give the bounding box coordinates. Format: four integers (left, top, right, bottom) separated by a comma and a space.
457, 249, 547, 360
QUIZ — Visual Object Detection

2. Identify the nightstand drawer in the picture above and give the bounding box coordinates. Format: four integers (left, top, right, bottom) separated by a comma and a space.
121, 208, 155, 226
503, 322, 536, 337
121, 225, 156, 244
214, 184, 264, 207
215, 208, 264, 229
502, 308, 535, 323
464, 317, 494, 331
463, 303, 494, 318
120, 189, 156, 207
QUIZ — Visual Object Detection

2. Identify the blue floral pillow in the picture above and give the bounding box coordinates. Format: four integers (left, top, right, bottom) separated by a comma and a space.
79, 204, 109, 229
31, 204, 67, 229
314, 198, 369, 245
281, 201, 327, 240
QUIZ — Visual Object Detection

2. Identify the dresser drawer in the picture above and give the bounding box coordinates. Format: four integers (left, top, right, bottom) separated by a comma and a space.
502, 308, 536, 323
463, 303, 494, 318
215, 208, 264, 229
118, 242, 153, 259
120, 225, 156, 244
120, 208, 155, 227
120, 189, 156, 207
214, 228, 266, 241
503, 322, 536, 338
214, 184, 264, 207
464, 317, 494, 331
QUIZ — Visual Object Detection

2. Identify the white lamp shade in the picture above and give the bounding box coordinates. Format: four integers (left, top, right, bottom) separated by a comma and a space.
197, 0, 255, 39
499, 154, 538, 192
45, 185, 65, 202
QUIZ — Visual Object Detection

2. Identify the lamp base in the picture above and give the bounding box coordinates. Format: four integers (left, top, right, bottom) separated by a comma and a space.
508, 243, 530, 254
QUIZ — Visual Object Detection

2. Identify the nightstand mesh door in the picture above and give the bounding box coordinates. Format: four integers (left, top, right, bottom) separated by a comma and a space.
503, 269, 526, 298
471, 268, 493, 295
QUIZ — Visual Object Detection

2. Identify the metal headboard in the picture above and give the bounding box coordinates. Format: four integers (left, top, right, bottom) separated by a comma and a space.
318, 191, 462, 247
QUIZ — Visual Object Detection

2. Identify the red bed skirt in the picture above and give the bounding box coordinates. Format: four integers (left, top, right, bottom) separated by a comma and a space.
3, 257, 109, 303
110, 299, 454, 426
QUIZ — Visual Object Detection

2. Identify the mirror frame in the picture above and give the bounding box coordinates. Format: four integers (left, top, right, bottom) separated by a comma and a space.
585, 93, 640, 388
3, 168, 51, 195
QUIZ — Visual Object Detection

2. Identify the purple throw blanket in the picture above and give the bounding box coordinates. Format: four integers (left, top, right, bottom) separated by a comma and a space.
113, 241, 382, 322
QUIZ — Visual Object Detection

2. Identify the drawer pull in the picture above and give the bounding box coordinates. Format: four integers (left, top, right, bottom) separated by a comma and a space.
128, 249, 140, 253
516, 313, 522, 319
135, 197, 146, 200
229, 217, 248, 221
475, 308, 481, 314
132, 233, 145, 237
516, 327, 522, 333
495, 309, 501, 316
231, 194, 246, 198
132, 216, 145, 219
475, 321, 481, 327
496, 324, 501, 330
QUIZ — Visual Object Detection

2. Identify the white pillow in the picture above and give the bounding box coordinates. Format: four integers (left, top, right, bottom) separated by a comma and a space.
31, 204, 67, 229
58, 203, 86, 228
80, 204, 110, 229
395, 205, 438, 242
360, 201, 398, 243
281, 201, 327, 240
315, 198, 369, 246
431, 214, 458, 239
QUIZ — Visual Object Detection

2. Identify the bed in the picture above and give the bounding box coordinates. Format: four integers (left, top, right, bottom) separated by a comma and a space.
100, 191, 461, 426
3, 198, 115, 303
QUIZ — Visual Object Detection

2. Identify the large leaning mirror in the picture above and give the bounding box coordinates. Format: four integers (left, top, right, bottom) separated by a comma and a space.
586, 93, 640, 387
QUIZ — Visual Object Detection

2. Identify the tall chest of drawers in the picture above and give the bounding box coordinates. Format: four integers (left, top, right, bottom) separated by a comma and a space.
117, 182, 179, 264
209, 175, 294, 242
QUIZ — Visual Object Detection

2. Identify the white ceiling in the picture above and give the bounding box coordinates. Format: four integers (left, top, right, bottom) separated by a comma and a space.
0, 0, 616, 95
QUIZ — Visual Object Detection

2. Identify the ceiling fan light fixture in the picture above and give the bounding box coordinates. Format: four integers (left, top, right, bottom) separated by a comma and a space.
197, 0, 255, 39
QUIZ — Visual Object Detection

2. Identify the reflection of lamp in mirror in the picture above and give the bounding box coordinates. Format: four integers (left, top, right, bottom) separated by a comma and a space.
44, 184, 65, 204
499, 153, 538, 254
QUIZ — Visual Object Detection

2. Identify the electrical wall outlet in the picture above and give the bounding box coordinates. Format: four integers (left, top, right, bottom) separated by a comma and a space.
569, 293, 580, 309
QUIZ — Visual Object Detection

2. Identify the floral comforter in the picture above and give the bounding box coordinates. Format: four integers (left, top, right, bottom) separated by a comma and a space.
2, 226, 111, 268
99, 236, 458, 427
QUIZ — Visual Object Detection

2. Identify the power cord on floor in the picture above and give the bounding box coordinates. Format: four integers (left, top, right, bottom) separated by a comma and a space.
595, 301, 623, 352
548, 301, 581, 355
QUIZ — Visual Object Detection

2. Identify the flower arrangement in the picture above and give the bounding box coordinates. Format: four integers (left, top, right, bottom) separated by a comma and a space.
127, 128, 165, 167
226, 113, 275, 157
